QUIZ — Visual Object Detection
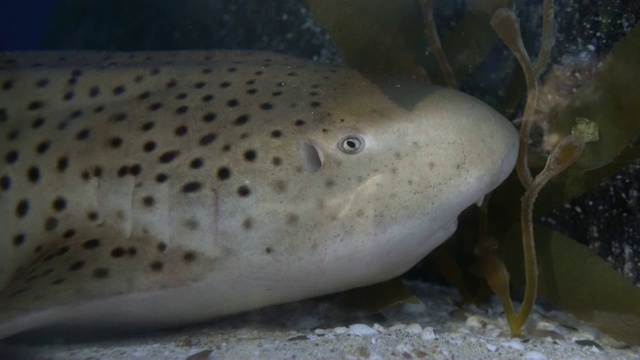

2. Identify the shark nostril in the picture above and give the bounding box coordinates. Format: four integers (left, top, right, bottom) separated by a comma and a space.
300, 141, 322, 173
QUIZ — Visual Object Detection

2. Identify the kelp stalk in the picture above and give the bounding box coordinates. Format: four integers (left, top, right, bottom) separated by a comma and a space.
420, 0, 457, 88
490, 8, 537, 190
488, 0, 567, 336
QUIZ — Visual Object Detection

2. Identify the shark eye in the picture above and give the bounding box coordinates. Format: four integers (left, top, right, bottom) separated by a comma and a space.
338, 135, 365, 154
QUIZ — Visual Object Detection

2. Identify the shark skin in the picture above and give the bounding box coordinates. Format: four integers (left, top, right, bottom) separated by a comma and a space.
0, 50, 518, 338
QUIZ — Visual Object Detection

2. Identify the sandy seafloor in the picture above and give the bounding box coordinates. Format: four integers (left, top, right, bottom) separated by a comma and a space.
1, 282, 637, 360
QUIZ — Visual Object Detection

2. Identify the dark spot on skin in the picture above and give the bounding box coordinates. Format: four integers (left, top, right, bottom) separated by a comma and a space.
175, 106, 188, 115
325, 180, 335, 188
272, 157, 282, 166
111, 247, 126, 258
92, 166, 103, 177
273, 180, 287, 194
237, 185, 251, 197
69, 110, 83, 119
174, 125, 188, 136
117, 166, 129, 177
242, 218, 252, 230
87, 211, 98, 221
112, 85, 126, 95
5, 150, 18, 164
227, 67, 237, 73
93, 268, 109, 279
190, 158, 203, 169
89, 86, 100, 97
166, 80, 177, 89
219, 81, 231, 88
36, 79, 49, 88
272, 91, 282, 96
183, 251, 197, 262
271, 130, 282, 138
16, 199, 29, 217
265, 247, 272, 254
246, 88, 258, 95
142, 195, 155, 207
234, 114, 249, 126
0, 175, 10, 191
138, 91, 150, 100
294, 119, 305, 126
129, 164, 142, 176
44, 217, 59, 231
7, 130, 19, 141
13, 234, 25, 247
76, 128, 90, 140
142, 121, 155, 131
311, 101, 321, 108
56, 246, 70, 256
36, 140, 50, 154
259, 102, 273, 110
244, 149, 257, 162
93, 105, 104, 113
199, 133, 216, 146
157, 242, 167, 252
184, 218, 199, 230
202, 94, 213, 102
127, 247, 138, 256
159, 150, 179, 163
150, 261, 163, 272
194, 81, 206, 89
202, 112, 216, 122
182, 181, 202, 193
109, 137, 123, 148
31, 117, 45, 129
63, 92, 74, 101
286, 214, 299, 225
222, 144, 231, 152
62, 229, 76, 238
175, 92, 187, 100
83, 238, 100, 249
143, 141, 156, 152
110, 113, 127, 122
148, 102, 162, 111
57, 157, 69, 172
217, 167, 231, 180
69, 261, 85, 271
155, 173, 168, 183
27, 101, 44, 111
52, 197, 67, 212
227, 99, 239, 107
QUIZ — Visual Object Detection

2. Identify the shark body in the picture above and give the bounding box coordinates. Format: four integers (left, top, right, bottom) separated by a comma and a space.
0, 50, 517, 338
